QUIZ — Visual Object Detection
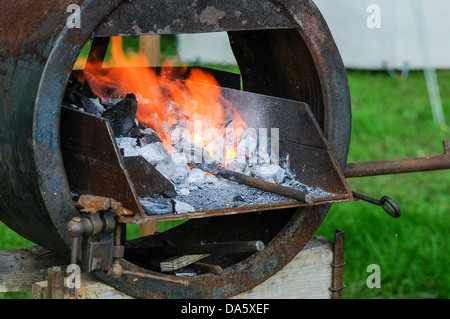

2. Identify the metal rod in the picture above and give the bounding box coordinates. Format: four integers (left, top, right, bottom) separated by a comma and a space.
217, 167, 315, 203
126, 240, 265, 257
191, 261, 223, 275
121, 270, 189, 286
345, 140, 450, 178
69, 237, 78, 298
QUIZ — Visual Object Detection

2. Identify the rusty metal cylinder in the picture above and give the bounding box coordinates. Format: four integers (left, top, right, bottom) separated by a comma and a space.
0, 0, 351, 298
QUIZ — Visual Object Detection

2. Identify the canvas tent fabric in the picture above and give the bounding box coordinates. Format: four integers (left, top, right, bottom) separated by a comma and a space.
177, 0, 450, 70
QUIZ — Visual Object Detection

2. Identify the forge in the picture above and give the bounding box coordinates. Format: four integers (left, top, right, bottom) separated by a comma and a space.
61, 56, 352, 222
9, 0, 446, 299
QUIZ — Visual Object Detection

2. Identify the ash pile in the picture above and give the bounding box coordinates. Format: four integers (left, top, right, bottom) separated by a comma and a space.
63, 77, 333, 215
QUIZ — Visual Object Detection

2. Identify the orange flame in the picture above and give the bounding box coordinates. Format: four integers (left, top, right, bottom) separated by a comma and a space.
81, 36, 246, 164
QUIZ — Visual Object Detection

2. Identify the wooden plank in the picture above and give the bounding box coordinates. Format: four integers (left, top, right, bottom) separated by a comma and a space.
0, 246, 68, 293
160, 254, 210, 272
47, 266, 65, 299
31, 235, 341, 299
232, 236, 334, 299
32, 273, 133, 299
331, 230, 346, 299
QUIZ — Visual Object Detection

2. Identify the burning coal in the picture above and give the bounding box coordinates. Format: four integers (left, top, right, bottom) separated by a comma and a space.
64, 36, 334, 215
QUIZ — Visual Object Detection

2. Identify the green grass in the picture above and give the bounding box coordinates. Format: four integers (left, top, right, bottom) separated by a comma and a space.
0, 223, 34, 299
315, 70, 450, 299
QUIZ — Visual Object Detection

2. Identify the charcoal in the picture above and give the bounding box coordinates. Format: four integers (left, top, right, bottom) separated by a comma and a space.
205, 174, 217, 184
138, 142, 170, 165
100, 100, 115, 109
170, 151, 188, 165
139, 199, 173, 215
170, 122, 191, 144
64, 77, 96, 104
257, 148, 271, 165
171, 199, 195, 214
139, 128, 162, 146
102, 93, 138, 137
177, 188, 190, 196
226, 155, 247, 172
206, 134, 226, 164
236, 134, 257, 160
155, 159, 172, 179
168, 164, 190, 184
250, 164, 286, 184
68, 91, 105, 116
155, 155, 190, 185
129, 120, 140, 138
186, 168, 206, 186
162, 190, 177, 198
173, 138, 217, 167
116, 137, 140, 157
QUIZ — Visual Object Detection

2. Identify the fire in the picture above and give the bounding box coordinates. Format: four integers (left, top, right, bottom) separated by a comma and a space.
80, 36, 246, 166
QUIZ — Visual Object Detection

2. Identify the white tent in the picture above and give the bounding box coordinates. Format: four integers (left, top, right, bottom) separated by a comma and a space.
314, 0, 450, 70
177, 0, 450, 70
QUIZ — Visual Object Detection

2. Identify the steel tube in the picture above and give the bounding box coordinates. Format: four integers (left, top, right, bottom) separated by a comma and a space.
218, 167, 315, 203
345, 140, 450, 178
126, 240, 265, 257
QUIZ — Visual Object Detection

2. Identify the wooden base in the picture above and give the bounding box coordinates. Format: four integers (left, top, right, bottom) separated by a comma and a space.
28, 234, 344, 299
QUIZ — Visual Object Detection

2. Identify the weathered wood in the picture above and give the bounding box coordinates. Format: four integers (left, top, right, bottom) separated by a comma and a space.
31, 235, 343, 299
232, 236, 335, 299
47, 266, 64, 299
0, 246, 68, 293
32, 272, 133, 299
160, 254, 210, 272
331, 230, 346, 299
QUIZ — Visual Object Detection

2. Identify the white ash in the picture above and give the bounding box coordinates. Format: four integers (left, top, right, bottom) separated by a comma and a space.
186, 168, 206, 186
170, 151, 188, 165
139, 128, 161, 146
170, 118, 192, 143
116, 137, 140, 157
169, 165, 190, 184
139, 174, 335, 214
111, 114, 335, 216
226, 155, 247, 172
138, 142, 170, 165
249, 164, 286, 184
177, 188, 190, 196
206, 133, 226, 164
236, 134, 257, 160
171, 199, 195, 214
173, 138, 216, 165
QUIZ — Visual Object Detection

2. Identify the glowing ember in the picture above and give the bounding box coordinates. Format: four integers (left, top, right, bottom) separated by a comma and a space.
79, 36, 246, 167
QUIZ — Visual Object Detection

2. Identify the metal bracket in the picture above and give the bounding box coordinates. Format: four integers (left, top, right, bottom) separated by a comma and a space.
331, 230, 345, 299
352, 191, 401, 218
66, 195, 126, 297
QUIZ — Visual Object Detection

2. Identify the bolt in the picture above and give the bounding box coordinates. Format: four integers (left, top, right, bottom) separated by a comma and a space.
67, 217, 84, 237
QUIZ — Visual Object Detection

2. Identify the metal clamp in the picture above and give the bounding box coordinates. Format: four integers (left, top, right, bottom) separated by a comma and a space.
352, 191, 401, 218
67, 195, 127, 297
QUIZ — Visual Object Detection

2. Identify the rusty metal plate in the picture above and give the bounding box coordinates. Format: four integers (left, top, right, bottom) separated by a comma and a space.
123, 156, 175, 198
60, 106, 146, 222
